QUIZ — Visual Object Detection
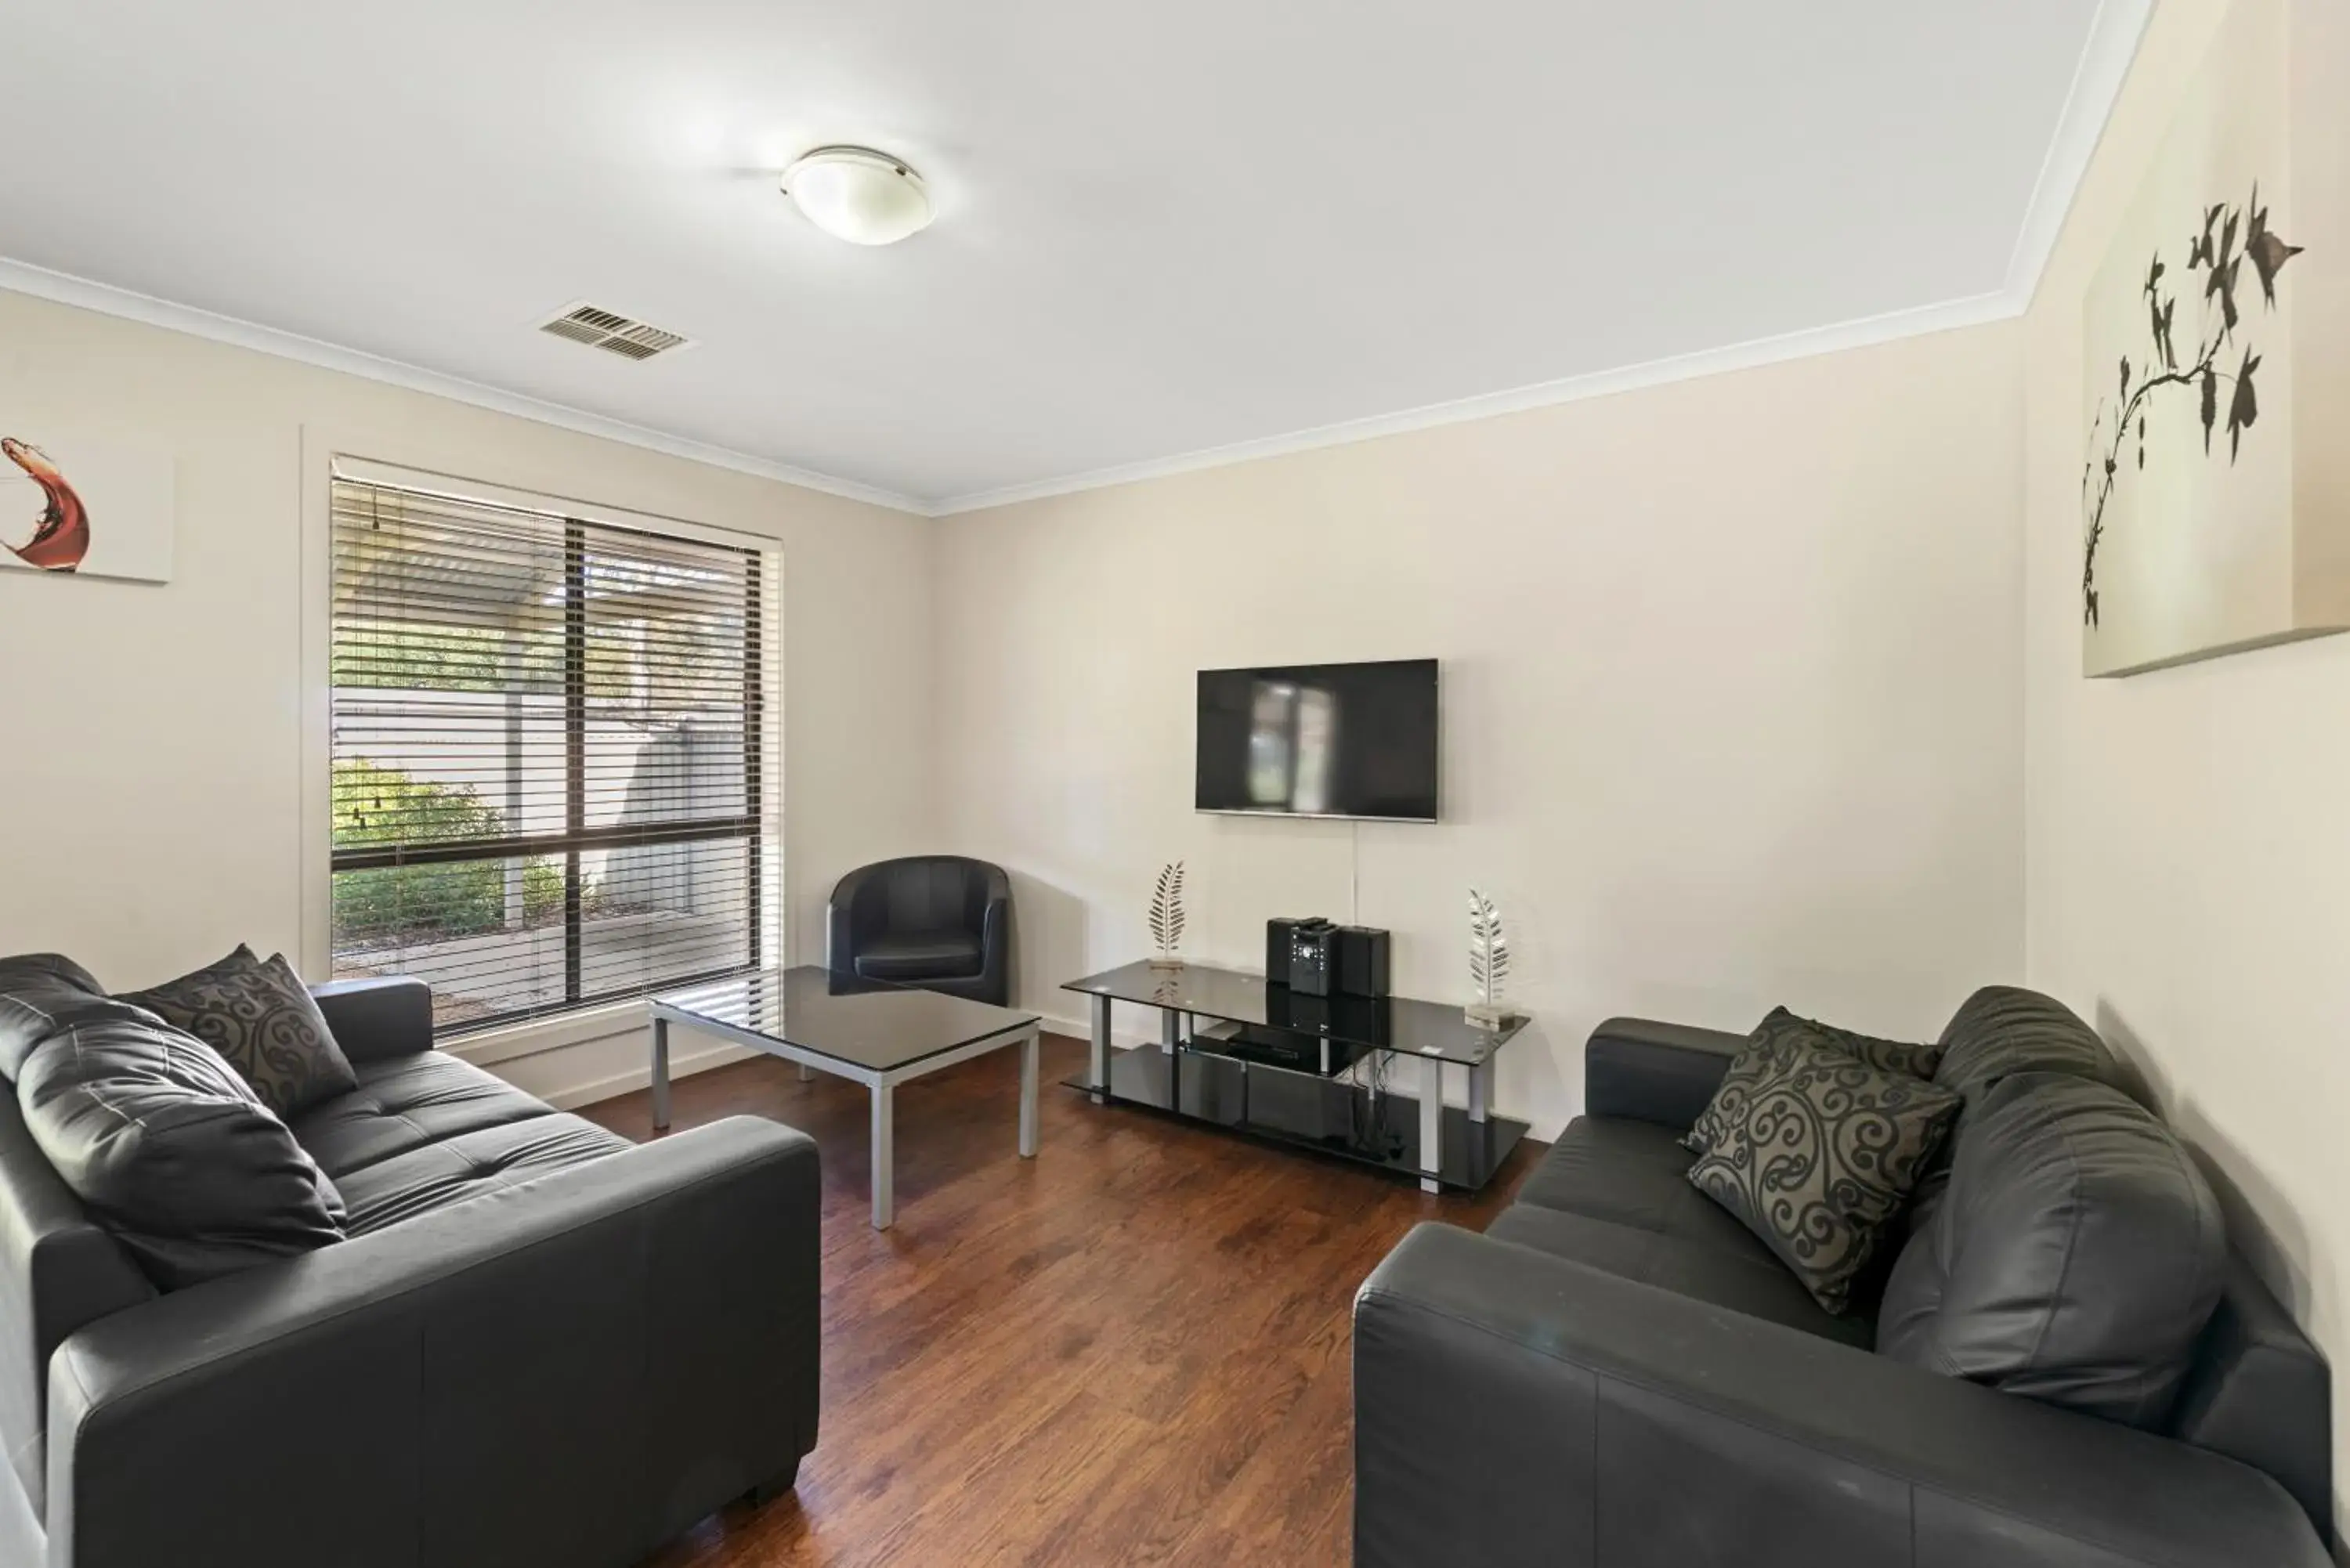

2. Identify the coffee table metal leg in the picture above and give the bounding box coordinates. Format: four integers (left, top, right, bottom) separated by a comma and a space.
870, 1083, 895, 1230
651, 1017, 671, 1132
1419, 1059, 1444, 1194
1088, 992, 1112, 1100
1019, 1027, 1039, 1158
1468, 1060, 1491, 1124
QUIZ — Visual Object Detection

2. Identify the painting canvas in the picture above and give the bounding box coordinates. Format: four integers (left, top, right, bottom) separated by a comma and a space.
2081, 0, 2349, 677
0, 424, 175, 584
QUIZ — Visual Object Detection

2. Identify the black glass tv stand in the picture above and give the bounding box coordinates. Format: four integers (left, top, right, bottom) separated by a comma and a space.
1061, 959, 1530, 1193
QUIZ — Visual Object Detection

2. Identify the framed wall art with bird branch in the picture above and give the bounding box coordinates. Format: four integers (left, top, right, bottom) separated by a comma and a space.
2078, 0, 2348, 677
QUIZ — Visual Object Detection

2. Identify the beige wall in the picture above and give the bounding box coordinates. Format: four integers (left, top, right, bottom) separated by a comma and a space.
2023, 0, 2350, 1538
936, 323, 2028, 1136
0, 288, 937, 1104
13, 30, 2341, 1518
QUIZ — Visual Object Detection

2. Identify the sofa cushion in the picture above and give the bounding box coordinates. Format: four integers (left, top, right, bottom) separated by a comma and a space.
0, 1082, 155, 1523
1486, 1203, 1875, 1348
15, 1003, 346, 1290
855, 931, 984, 981
1909, 986, 2127, 1233
118, 945, 360, 1118
291, 1050, 559, 1181
331, 1112, 632, 1235
1932, 986, 2120, 1104
1517, 1116, 1777, 1258
0, 954, 110, 1082
1684, 1007, 1938, 1156
1687, 1035, 1961, 1314
1878, 1071, 2226, 1430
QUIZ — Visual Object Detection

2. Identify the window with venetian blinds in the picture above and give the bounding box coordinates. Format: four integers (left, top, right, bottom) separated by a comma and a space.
329, 472, 770, 1035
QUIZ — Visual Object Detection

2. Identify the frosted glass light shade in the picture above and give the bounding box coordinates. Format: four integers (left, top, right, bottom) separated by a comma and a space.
782, 147, 933, 246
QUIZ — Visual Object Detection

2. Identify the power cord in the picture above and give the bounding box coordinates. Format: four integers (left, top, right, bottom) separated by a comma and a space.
1349, 818, 1361, 925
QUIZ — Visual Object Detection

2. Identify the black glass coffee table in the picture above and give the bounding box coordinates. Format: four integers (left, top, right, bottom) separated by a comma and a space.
1062, 959, 1530, 1192
649, 966, 1042, 1230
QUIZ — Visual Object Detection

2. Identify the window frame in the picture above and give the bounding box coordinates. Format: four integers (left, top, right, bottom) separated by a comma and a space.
311, 453, 783, 1042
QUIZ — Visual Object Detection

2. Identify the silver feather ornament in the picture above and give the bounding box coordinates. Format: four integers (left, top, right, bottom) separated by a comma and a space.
1148, 861, 1188, 966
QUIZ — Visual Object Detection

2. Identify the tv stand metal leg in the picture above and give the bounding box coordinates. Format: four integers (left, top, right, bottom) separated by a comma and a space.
1419, 1058, 1444, 1194
1089, 992, 1111, 1100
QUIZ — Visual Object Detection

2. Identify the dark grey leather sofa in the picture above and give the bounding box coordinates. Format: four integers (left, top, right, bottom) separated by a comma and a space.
0, 972, 820, 1568
1354, 990, 2333, 1568
827, 854, 1011, 1006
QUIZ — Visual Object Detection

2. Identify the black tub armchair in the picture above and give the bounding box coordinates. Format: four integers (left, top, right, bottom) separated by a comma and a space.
826, 856, 1012, 1007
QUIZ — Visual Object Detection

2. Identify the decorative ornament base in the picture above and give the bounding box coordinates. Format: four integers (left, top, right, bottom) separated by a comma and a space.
1148, 955, 1186, 971
1462, 1001, 1511, 1030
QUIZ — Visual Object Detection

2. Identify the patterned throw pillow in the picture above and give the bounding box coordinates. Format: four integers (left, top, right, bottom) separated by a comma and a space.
1683, 1007, 1940, 1155
1788, 1009, 1943, 1080
1687, 1035, 1961, 1313
120, 946, 359, 1118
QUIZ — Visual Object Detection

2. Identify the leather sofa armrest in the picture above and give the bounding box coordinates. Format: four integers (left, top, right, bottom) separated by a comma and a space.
1353, 1223, 2327, 1568
47, 1117, 820, 1568
308, 976, 434, 1064
1582, 1016, 1748, 1129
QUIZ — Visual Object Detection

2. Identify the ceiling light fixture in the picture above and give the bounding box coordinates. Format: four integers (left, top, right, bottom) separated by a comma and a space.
781, 146, 932, 246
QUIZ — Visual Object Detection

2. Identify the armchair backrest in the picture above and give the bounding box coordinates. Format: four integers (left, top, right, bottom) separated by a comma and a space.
837, 857, 1007, 938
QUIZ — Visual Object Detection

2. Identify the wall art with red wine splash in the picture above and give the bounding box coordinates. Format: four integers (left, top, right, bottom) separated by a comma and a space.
0, 426, 174, 584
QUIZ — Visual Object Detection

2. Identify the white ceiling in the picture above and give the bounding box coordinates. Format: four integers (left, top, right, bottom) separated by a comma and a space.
0, 1, 2142, 514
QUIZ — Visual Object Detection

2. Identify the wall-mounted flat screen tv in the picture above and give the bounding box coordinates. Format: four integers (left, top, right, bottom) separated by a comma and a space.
1195, 659, 1439, 822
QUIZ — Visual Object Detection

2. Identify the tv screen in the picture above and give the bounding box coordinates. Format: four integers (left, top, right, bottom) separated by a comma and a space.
1195, 659, 1439, 822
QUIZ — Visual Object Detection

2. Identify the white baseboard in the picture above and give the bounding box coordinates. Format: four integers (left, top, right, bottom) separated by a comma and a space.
465, 1006, 1080, 1115
539, 1042, 760, 1112
439, 999, 760, 1112
1036, 1010, 1154, 1050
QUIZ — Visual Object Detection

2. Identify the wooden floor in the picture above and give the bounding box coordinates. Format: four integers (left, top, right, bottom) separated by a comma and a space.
580, 1033, 1538, 1568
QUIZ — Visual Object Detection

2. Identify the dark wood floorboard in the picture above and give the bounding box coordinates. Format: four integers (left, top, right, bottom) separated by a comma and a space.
581, 1033, 1539, 1568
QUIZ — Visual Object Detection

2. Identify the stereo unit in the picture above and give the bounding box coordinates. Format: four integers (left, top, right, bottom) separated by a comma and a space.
1265, 916, 1326, 988
1334, 924, 1391, 998
1267, 917, 1388, 999
1288, 919, 1337, 997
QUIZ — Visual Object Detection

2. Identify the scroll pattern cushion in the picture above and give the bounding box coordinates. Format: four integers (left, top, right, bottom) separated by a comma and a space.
1788, 1010, 1942, 1080
120, 946, 359, 1118
1684, 1006, 1940, 1156
1686, 1033, 1961, 1313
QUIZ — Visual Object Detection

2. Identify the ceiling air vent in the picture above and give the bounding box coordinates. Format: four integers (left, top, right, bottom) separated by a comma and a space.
537, 303, 691, 362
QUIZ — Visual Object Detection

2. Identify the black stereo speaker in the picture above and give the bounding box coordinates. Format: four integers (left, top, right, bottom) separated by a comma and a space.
1334, 925, 1391, 998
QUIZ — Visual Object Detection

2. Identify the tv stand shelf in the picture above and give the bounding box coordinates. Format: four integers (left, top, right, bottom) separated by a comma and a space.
1061, 960, 1530, 1193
